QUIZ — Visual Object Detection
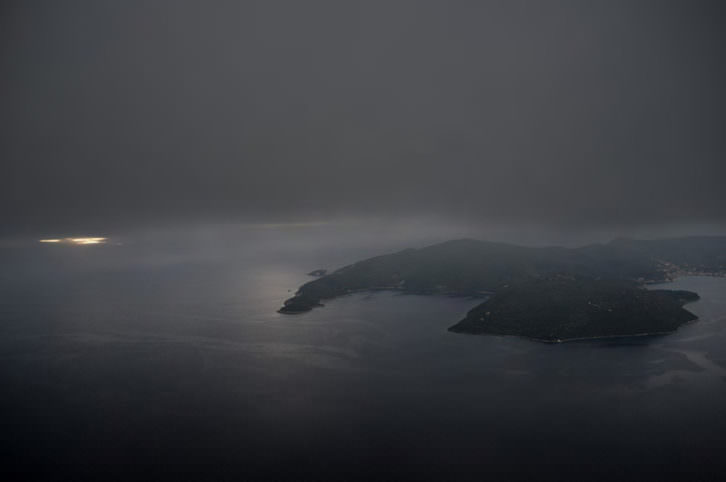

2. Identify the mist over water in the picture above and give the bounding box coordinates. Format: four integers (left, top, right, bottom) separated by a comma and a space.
2, 222, 726, 479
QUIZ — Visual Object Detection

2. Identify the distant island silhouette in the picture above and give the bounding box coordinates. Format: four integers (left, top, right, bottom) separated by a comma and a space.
280, 237, 726, 342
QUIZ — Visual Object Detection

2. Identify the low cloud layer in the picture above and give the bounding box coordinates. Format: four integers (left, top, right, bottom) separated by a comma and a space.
2, 0, 725, 234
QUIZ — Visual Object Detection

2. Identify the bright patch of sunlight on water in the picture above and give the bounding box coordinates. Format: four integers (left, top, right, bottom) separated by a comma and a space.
39, 237, 107, 245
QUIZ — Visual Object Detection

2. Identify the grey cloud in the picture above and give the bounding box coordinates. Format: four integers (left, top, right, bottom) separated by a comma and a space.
1, 0, 725, 234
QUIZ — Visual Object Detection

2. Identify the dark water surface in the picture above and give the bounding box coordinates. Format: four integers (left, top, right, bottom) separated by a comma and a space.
1, 227, 725, 480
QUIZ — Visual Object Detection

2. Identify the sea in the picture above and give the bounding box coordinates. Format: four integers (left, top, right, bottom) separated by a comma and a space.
1, 223, 725, 480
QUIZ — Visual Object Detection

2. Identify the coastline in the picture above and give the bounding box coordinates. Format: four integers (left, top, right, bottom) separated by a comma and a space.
457, 320, 703, 344
519, 330, 678, 344
451, 299, 703, 344
279, 273, 718, 341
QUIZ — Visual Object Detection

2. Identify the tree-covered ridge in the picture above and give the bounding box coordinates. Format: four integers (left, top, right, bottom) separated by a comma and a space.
448, 276, 699, 342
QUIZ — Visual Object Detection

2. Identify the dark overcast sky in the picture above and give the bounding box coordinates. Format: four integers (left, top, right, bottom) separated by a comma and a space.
1, 0, 725, 234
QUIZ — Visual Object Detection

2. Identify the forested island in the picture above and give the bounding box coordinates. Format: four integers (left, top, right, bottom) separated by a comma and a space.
449, 277, 699, 342
279, 236, 726, 342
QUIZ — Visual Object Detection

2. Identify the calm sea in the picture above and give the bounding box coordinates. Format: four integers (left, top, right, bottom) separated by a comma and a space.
1, 225, 725, 480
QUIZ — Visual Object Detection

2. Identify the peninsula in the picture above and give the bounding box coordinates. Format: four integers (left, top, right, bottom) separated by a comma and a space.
279, 236, 725, 341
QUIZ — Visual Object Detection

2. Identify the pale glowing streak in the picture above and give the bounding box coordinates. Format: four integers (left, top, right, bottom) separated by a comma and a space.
69, 237, 107, 245
38, 237, 108, 245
